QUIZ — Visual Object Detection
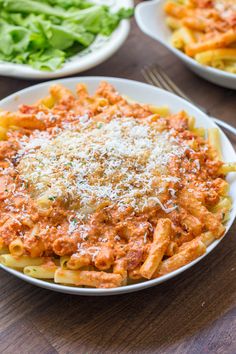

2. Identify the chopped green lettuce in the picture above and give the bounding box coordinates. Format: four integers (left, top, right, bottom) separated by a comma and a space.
0, 0, 133, 71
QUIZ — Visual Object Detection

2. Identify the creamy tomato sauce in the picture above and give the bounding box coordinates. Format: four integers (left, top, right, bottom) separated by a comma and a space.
190, 0, 236, 32
0, 82, 225, 274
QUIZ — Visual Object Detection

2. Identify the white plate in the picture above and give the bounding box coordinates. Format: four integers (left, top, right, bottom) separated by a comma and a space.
0, 76, 236, 296
0, 0, 133, 80
135, 0, 236, 90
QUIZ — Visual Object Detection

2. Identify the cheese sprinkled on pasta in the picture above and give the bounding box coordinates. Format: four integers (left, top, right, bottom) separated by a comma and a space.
17, 117, 188, 218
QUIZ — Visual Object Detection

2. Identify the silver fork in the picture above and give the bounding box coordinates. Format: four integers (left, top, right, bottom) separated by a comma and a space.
142, 64, 236, 137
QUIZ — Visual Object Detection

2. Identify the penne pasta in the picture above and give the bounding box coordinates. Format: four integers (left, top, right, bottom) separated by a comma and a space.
9, 238, 24, 257
60, 256, 70, 269
186, 30, 236, 57
0, 81, 234, 289
193, 127, 205, 137
113, 258, 128, 284
208, 128, 222, 160
67, 254, 91, 270
140, 219, 172, 279
187, 115, 195, 130
164, 1, 236, 73
166, 16, 181, 30
0, 126, 7, 140
24, 265, 58, 279
54, 269, 123, 288
154, 238, 206, 277
195, 49, 236, 66
148, 105, 170, 117
0, 255, 46, 269
219, 163, 236, 174
171, 29, 185, 49
50, 84, 75, 103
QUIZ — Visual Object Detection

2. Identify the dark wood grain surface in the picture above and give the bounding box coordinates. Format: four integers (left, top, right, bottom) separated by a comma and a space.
1, 3, 236, 353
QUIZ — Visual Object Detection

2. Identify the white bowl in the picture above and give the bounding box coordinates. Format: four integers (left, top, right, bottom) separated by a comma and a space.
135, 0, 236, 90
0, 76, 236, 295
0, 0, 133, 80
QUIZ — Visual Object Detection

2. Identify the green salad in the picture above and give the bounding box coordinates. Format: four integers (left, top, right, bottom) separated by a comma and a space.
0, 0, 133, 71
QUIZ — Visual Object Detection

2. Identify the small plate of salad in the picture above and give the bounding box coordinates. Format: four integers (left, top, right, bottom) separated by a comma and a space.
0, 0, 133, 79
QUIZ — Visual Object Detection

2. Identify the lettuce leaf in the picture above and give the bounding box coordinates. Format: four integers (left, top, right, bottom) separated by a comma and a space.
28, 48, 65, 71
0, 20, 30, 55
0, 0, 133, 71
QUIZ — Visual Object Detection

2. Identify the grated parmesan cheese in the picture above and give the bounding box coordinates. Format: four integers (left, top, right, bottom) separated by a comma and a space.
17, 117, 188, 219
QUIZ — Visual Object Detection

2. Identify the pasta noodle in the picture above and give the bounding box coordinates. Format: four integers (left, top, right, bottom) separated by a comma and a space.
164, 0, 236, 73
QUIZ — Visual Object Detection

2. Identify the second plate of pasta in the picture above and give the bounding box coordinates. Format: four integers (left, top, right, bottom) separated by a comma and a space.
0, 76, 236, 295
135, 0, 236, 89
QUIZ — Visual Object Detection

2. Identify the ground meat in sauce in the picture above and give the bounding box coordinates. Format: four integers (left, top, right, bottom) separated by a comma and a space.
0, 82, 227, 279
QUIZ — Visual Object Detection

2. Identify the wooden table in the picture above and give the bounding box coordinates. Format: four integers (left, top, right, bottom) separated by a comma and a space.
1, 4, 236, 353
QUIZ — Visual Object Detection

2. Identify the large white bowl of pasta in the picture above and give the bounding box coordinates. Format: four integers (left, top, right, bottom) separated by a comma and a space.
135, 0, 236, 90
0, 76, 236, 296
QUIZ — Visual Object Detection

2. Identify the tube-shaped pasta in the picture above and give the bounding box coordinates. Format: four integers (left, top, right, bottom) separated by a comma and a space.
208, 128, 222, 160
9, 238, 24, 257
113, 258, 127, 284
128, 267, 142, 280
164, 1, 189, 18
60, 256, 70, 269
216, 179, 229, 196
37, 95, 55, 109
166, 16, 181, 30
211, 197, 232, 222
0, 238, 8, 255
200, 232, 215, 247
0, 111, 45, 129
195, 49, 236, 66
76, 83, 89, 100
24, 265, 58, 279
0, 254, 45, 269
182, 17, 206, 31
225, 63, 236, 74
54, 269, 122, 288
193, 127, 205, 137
0, 247, 8, 255
94, 247, 114, 270
171, 29, 185, 49
154, 238, 206, 277
181, 214, 202, 236
113, 258, 127, 276
36, 193, 54, 209
211, 60, 225, 70
67, 253, 91, 270
140, 219, 172, 279
187, 115, 195, 130
0, 126, 7, 140
179, 26, 195, 46
165, 241, 178, 257
186, 30, 236, 57
50, 84, 75, 103
179, 191, 225, 238
219, 163, 236, 174
148, 105, 170, 117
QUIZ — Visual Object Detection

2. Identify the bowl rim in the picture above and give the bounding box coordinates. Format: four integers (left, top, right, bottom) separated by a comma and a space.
0, 0, 133, 80
0, 75, 235, 296
135, 0, 236, 81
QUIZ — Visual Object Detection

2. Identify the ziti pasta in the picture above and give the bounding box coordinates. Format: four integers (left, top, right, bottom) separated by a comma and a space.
0, 81, 235, 288
164, 0, 236, 73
